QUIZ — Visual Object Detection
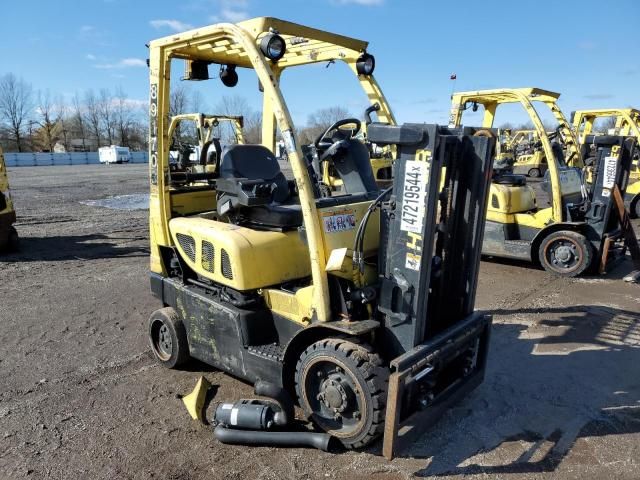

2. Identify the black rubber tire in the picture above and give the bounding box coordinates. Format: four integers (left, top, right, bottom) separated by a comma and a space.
295, 337, 388, 449
7, 227, 19, 252
630, 193, 640, 219
148, 307, 190, 368
528, 168, 541, 178
538, 231, 593, 277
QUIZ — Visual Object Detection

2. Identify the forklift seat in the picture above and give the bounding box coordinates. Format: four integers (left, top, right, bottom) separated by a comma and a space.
218, 144, 303, 229
493, 174, 527, 186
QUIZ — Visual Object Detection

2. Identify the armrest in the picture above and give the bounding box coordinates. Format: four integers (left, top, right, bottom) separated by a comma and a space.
217, 178, 275, 206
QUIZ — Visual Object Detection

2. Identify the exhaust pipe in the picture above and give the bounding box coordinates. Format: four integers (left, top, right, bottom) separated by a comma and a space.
214, 425, 333, 452
253, 380, 294, 426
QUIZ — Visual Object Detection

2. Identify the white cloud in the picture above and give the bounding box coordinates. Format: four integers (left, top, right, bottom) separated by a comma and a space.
95, 58, 147, 69
86, 54, 96, 61
149, 19, 194, 32
220, 7, 248, 21
208, 0, 249, 23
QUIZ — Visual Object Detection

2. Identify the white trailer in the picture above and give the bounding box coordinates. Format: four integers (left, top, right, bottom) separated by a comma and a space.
98, 146, 131, 164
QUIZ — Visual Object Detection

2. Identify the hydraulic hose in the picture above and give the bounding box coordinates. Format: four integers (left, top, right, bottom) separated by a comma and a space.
214, 425, 333, 452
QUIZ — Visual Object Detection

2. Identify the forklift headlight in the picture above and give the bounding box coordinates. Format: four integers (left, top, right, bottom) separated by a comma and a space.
219, 64, 238, 88
356, 53, 375, 76
260, 33, 286, 61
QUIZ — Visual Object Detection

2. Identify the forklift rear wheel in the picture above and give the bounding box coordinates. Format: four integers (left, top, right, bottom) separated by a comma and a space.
528, 168, 541, 178
630, 194, 640, 219
539, 231, 593, 277
295, 337, 388, 449
148, 307, 190, 368
7, 227, 19, 252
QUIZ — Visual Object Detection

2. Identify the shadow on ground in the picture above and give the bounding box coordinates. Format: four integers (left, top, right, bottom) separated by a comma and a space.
395, 304, 640, 476
0, 234, 148, 262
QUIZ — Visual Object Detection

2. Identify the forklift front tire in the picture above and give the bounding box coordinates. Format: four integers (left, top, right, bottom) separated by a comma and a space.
295, 337, 388, 449
148, 307, 190, 368
630, 194, 640, 219
538, 231, 593, 277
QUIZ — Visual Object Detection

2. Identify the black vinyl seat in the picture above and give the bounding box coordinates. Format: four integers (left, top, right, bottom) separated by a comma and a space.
493, 174, 527, 186
218, 144, 303, 229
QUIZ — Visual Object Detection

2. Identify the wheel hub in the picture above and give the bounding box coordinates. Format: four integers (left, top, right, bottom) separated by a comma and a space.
158, 324, 172, 355
318, 374, 350, 413
555, 245, 574, 263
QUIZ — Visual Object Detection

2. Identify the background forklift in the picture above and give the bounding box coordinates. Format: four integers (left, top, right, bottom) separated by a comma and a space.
450, 88, 639, 277
572, 108, 640, 218
509, 129, 549, 178
168, 113, 244, 174
0, 147, 19, 252
147, 17, 494, 458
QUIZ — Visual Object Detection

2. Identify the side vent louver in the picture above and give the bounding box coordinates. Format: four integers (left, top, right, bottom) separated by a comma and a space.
221, 249, 233, 279
202, 241, 215, 272
176, 233, 196, 262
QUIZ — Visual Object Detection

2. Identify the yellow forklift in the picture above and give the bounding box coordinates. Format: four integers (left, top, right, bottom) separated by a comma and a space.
450, 88, 639, 277
168, 113, 244, 174
0, 147, 18, 252
572, 108, 640, 218
510, 129, 549, 178
147, 17, 496, 458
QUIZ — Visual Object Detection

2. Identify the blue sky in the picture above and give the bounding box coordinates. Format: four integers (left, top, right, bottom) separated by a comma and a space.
2, 0, 639, 126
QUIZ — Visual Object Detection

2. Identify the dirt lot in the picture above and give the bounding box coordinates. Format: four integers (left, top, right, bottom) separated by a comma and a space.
1, 164, 640, 480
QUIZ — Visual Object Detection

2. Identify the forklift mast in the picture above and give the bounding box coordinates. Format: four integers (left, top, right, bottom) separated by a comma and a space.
366, 123, 495, 458
580, 135, 639, 271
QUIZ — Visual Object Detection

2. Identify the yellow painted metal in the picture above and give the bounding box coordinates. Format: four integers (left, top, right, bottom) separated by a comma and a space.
488, 184, 537, 215
0, 147, 13, 215
449, 88, 580, 223
169, 189, 217, 216
0, 147, 17, 244
168, 217, 311, 291
262, 286, 314, 325
182, 376, 212, 422
486, 206, 553, 230
318, 201, 380, 258
149, 17, 396, 322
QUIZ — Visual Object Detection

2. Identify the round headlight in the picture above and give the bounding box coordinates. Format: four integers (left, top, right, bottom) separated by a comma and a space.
220, 64, 238, 88
356, 53, 375, 76
260, 33, 286, 61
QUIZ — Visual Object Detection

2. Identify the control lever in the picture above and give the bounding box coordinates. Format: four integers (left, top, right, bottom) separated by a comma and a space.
364, 103, 381, 125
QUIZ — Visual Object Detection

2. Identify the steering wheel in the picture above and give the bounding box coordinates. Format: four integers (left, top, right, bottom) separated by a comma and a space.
314, 118, 362, 150
547, 125, 564, 142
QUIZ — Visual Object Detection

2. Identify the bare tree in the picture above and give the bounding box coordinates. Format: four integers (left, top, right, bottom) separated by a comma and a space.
215, 95, 261, 143
169, 85, 190, 141
299, 106, 351, 144
35, 90, 57, 152
85, 90, 102, 148
55, 95, 70, 151
71, 92, 88, 151
114, 87, 133, 147
0, 73, 33, 152
99, 89, 115, 145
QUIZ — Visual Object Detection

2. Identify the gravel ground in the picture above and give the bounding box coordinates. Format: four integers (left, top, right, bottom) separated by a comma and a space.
1, 164, 639, 480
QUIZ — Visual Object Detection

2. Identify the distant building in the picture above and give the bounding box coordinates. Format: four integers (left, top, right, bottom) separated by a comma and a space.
69, 138, 97, 152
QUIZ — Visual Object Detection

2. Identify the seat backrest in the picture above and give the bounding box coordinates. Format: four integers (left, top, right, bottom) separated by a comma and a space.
220, 144, 289, 203
331, 139, 379, 194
